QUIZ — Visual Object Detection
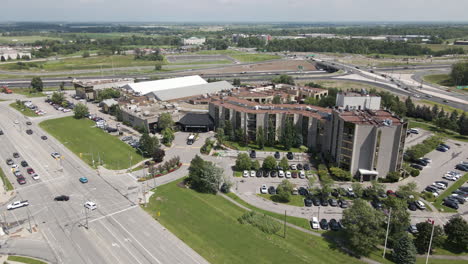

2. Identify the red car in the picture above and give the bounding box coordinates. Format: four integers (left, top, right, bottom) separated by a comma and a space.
291, 172, 298, 178
27, 168, 35, 175
17, 176, 26, 185
386, 190, 396, 197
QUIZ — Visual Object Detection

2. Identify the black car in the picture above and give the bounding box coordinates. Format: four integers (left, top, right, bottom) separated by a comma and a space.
54, 195, 70, 201
408, 201, 417, 211
41, 135, 48, 140
329, 198, 338, 207
297, 164, 303, 170
455, 164, 468, 171
371, 200, 383, 210
329, 219, 340, 231
304, 198, 313, 207
443, 199, 459, 209
20, 160, 28, 167
425, 186, 438, 193
451, 196, 466, 204
0, 130, 3, 135
303, 164, 311, 171
331, 189, 340, 198
26, 129, 33, 135
263, 171, 269, 178
312, 197, 321, 206
440, 143, 450, 149
320, 198, 329, 206
298, 187, 309, 196
26, 121, 32, 125
286, 152, 294, 160
13, 152, 20, 158
6, 159, 13, 165
106, 127, 118, 133
256, 171, 263, 177
410, 164, 424, 170
268, 186, 276, 195
338, 199, 348, 208
270, 171, 277, 177
320, 219, 329, 230
274, 151, 280, 159
415, 160, 428, 167
250, 150, 256, 159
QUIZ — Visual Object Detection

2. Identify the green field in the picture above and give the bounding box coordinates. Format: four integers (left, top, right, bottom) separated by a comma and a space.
9, 102, 38, 117
7, 255, 48, 264
418, 99, 466, 114
0, 35, 62, 44
39, 116, 143, 170
423, 74, 455, 87
310, 80, 384, 92
226, 192, 311, 229
433, 173, 468, 212
230, 53, 281, 63
408, 119, 468, 142
0, 167, 13, 191
168, 59, 233, 65
258, 193, 305, 207
144, 181, 362, 264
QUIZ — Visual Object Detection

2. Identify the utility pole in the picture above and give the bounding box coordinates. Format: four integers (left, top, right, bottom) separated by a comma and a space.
318, 206, 321, 220
426, 219, 436, 264
383, 208, 392, 259
2, 212, 7, 232
27, 211, 32, 233
283, 210, 287, 238
85, 208, 89, 229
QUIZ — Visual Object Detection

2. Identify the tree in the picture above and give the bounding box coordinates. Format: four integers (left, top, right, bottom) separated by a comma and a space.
82, 51, 90, 58
161, 128, 175, 146
272, 95, 281, 104
444, 216, 468, 251
152, 148, 165, 163
139, 132, 155, 157
384, 196, 411, 246
276, 180, 293, 202
157, 113, 173, 131
215, 127, 225, 145
97, 88, 120, 102
281, 118, 295, 150
224, 120, 234, 141
386, 171, 401, 182
235, 128, 247, 146
414, 222, 445, 254
450, 61, 468, 86
279, 157, 289, 170
351, 183, 364, 197
397, 182, 418, 199
154, 63, 162, 71
342, 199, 385, 256
0, 56, 5, 62
59, 81, 65, 91
73, 103, 89, 119
51, 92, 65, 104
232, 78, 241, 86
187, 155, 223, 194
251, 160, 260, 170
272, 74, 295, 85
329, 167, 352, 181
364, 180, 385, 198
256, 126, 265, 149
30, 77, 43, 92
393, 234, 416, 264
262, 156, 277, 171
235, 153, 251, 171
267, 119, 276, 146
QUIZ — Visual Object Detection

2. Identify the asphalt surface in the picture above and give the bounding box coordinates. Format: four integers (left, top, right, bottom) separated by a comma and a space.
0, 101, 207, 264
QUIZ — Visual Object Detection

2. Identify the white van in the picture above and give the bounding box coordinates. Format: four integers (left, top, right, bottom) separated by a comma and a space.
187, 134, 195, 145
311, 217, 319, 229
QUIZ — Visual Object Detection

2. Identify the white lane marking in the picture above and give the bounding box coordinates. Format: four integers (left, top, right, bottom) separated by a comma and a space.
110, 215, 163, 264
99, 221, 144, 264
89, 205, 138, 224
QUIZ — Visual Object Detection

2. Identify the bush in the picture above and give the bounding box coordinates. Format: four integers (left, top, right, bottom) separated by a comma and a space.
405, 136, 443, 161
238, 211, 281, 234
410, 169, 420, 177
330, 167, 352, 181
386, 171, 401, 182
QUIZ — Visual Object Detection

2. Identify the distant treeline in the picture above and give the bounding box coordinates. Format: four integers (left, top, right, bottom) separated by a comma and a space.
259, 38, 464, 56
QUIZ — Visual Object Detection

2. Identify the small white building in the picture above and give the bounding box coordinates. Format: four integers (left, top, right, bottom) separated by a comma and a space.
183, 37, 206, 46
336, 92, 381, 111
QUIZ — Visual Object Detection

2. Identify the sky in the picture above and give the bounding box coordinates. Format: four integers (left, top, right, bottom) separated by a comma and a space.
1, 0, 465, 22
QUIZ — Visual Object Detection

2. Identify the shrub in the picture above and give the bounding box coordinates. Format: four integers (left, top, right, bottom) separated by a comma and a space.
405, 136, 443, 161
330, 167, 352, 181
238, 211, 281, 234
410, 169, 420, 177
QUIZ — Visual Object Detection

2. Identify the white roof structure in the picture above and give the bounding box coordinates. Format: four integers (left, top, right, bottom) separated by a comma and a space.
123, 75, 207, 96
149, 81, 233, 101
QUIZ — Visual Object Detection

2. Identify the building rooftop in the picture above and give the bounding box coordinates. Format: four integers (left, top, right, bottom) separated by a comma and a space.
338, 92, 380, 97
123, 75, 207, 96
150, 80, 233, 101
337, 109, 403, 126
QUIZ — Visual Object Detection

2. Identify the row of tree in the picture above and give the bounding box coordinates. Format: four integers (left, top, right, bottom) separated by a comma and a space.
450, 61, 468, 86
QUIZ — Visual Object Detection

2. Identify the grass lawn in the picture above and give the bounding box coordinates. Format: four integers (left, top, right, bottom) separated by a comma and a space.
423, 74, 454, 87
418, 100, 466, 114
230, 53, 281, 63
310, 80, 385, 92
257, 193, 305, 207
0, 35, 62, 44
224, 140, 306, 153
144, 181, 361, 264
10, 88, 46, 98
9, 102, 38, 117
0, 167, 13, 191
432, 173, 468, 212
39, 116, 143, 170
169, 60, 233, 65
408, 119, 468, 143
226, 192, 311, 230
233, 171, 242, 177
368, 248, 468, 264
7, 256, 48, 264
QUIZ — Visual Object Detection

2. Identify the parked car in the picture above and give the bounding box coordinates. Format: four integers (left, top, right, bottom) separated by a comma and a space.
455, 164, 468, 171
79, 177, 88, 183
290, 164, 297, 170
320, 198, 329, 206
329, 198, 338, 207
297, 164, 303, 170
339, 199, 348, 208
298, 187, 309, 196
303, 164, 311, 171
285, 171, 291, 178
304, 197, 313, 207
310, 217, 319, 229
274, 151, 280, 159
411, 164, 424, 170
415, 159, 428, 167
286, 152, 294, 160
250, 150, 256, 159
271, 171, 277, 177
51, 152, 61, 159
443, 199, 459, 209
7, 200, 29, 210
371, 200, 383, 210
278, 170, 285, 178
13, 171, 22, 177
440, 143, 451, 149
6, 158, 13, 165
436, 146, 449, 152
54, 195, 70, 201
415, 200, 426, 210
13, 152, 20, 158
312, 197, 320, 206
329, 219, 340, 231
260, 184, 268, 194
320, 219, 329, 230
27, 168, 35, 175
299, 171, 306, 179
256, 171, 263, 177
250, 171, 256, 177
268, 186, 276, 195
409, 128, 419, 134
17, 176, 26, 185
26, 129, 33, 135
408, 224, 418, 234
421, 157, 432, 164
41, 135, 48, 140
243, 170, 249, 177
347, 187, 356, 198
21, 160, 28, 167
291, 172, 298, 178
408, 201, 417, 211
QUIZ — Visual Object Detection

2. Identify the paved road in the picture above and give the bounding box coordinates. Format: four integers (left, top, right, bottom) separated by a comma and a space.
0, 101, 208, 264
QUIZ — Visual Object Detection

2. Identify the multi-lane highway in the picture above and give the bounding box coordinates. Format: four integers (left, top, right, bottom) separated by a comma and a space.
0, 101, 207, 264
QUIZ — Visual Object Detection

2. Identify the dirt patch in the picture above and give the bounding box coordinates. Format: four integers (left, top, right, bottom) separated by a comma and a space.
177, 181, 188, 188
166, 54, 233, 63
192, 60, 316, 74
